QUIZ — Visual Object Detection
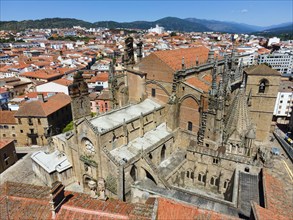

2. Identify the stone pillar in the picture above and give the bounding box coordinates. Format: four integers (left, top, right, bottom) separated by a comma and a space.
139, 113, 144, 137
204, 169, 209, 187
118, 164, 125, 201
218, 171, 223, 193
166, 96, 179, 131
123, 119, 128, 145
49, 181, 65, 219
153, 107, 157, 129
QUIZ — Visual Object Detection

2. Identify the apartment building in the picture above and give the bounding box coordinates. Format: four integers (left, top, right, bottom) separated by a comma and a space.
273, 79, 293, 123
258, 51, 293, 75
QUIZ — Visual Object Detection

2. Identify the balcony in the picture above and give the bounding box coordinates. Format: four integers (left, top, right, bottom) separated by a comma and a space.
27, 133, 38, 138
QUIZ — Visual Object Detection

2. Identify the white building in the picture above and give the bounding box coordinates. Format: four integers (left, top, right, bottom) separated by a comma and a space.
36, 78, 72, 95
273, 80, 293, 123
267, 37, 280, 47
258, 51, 293, 75
148, 24, 165, 34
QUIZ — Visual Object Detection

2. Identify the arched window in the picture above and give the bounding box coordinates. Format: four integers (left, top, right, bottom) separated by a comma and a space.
210, 176, 219, 186
224, 179, 230, 189
198, 173, 202, 182
161, 145, 166, 162
210, 176, 215, 185
191, 172, 194, 179
259, 79, 269, 93
198, 172, 205, 182
130, 165, 137, 182
186, 171, 190, 178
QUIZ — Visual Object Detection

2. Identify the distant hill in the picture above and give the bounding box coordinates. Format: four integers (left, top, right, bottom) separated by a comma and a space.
185, 18, 262, 33
0, 17, 292, 34
253, 23, 293, 40
0, 18, 93, 30
93, 17, 211, 32
262, 23, 293, 33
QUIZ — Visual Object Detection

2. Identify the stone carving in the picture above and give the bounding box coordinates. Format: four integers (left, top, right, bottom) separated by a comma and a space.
88, 180, 98, 199
97, 178, 108, 201
168, 92, 178, 104
84, 140, 95, 156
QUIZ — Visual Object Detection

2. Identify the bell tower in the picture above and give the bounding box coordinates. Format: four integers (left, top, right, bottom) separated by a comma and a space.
68, 71, 91, 121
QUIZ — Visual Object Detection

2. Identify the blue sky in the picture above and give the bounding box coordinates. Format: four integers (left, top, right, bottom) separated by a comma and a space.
1, 0, 292, 27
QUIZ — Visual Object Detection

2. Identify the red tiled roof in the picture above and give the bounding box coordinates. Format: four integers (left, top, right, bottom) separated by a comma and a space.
185, 77, 210, 93
15, 93, 71, 117
262, 169, 293, 218
0, 87, 8, 93
252, 202, 289, 220
157, 197, 239, 220
57, 67, 76, 75
18, 92, 51, 99
90, 72, 109, 83
0, 181, 153, 220
21, 69, 63, 80
153, 46, 211, 71
53, 78, 73, 86
0, 110, 17, 124
0, 139, 14, 149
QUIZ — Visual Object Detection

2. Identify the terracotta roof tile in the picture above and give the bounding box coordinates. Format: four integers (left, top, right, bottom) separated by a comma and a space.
0, 139, 14, 149
262, 169, 293, 218
21, 69, 64, 80
153, 46, 210, 71
90, 73, 109, 83
0, 182, 153, 220
185, 77, 210, 92
15, 93, 71, 117
157, 197, 239, 220
0, 110, 17, 124
252, 202, 289, 220
53, 78, 73, 86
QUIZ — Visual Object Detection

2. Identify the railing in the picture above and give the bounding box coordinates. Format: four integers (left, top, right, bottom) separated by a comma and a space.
273, 131, 293, 162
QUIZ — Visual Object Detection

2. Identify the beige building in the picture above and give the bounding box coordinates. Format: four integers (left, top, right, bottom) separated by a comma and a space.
14, 93, 72, 146
244, 64, 281, 141
0, 110, 18, 144
0, 139, 17, 173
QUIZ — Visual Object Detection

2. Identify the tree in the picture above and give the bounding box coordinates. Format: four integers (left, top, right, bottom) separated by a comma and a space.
62, 121, 73, 133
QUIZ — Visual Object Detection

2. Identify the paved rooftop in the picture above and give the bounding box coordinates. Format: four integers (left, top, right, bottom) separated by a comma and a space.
90, 99, 161, 132
110, 123, 170, 162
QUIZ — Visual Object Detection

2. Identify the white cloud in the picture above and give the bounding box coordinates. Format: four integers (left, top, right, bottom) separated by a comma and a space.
241, 9, 248, 13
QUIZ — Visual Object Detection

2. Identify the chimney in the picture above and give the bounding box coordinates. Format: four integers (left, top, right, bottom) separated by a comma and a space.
49, 181, 65, 219
37, 93, 45, 102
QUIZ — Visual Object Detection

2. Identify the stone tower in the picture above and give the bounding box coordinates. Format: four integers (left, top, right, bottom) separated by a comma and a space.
123, 36, 135, 66
244, 64, 281, 141
68, 71, 91, 121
